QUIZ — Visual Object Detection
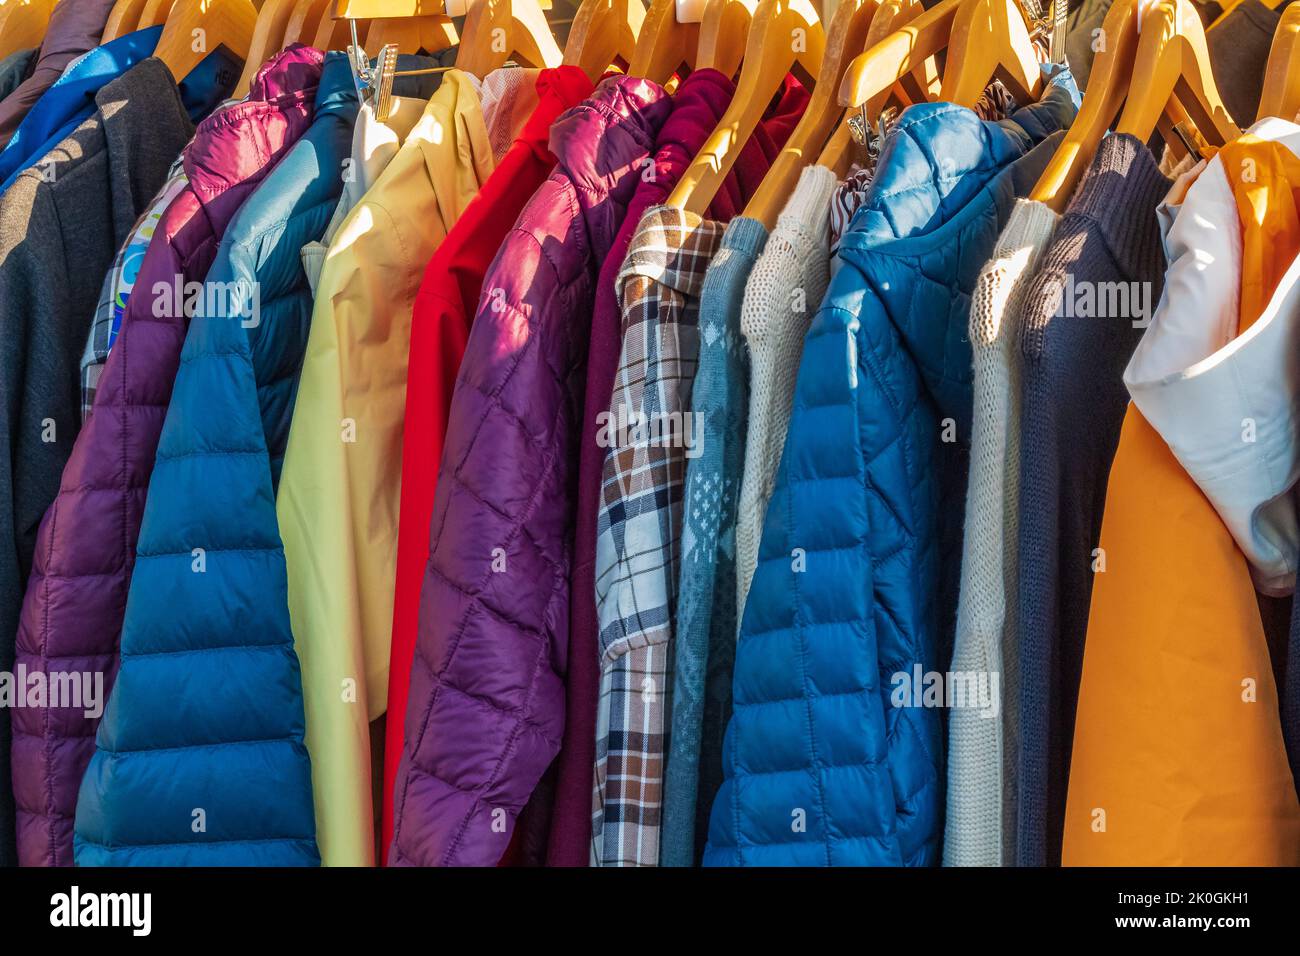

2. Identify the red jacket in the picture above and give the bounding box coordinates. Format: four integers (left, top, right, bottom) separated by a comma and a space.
383, 65, 594, 862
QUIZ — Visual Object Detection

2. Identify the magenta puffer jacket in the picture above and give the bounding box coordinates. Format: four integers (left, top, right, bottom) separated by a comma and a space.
11, 46, 324, 867
389, 76, 672, 867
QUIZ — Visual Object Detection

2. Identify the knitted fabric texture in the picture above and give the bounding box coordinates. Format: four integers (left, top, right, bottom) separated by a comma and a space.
944, 198, 1058, 868
735, 164, 837, 622
1014, 132, 1171, 865
662, 216, 766, 866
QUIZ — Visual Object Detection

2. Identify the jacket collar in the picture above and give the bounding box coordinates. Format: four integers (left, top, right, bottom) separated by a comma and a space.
94, 57, 193, 247
31, 0, 116, 67
650, 68, 734, 169
3, 24, 162, 163
314, 50, 360, 121
851, 64, 1078, 241
1067, 133, 1171, 285
176, 44, 241, 121
548, 74, 673, 222
402, 69, 493, 221
183, 44, 323, 203
616, 204, 727, 303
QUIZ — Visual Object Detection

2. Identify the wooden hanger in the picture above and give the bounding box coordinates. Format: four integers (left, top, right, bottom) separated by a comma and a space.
136, 0, 178, 29
152, 0, 260, 81
0, 0, 59, 61
325, 0, 458, 55
839, 0, 961, 111
366, 13, 456, 51
743, 0, 878, 228
1258, 2, 1300, 122
666, 0, 825, 215
864, 0, 939, 105
695, 0, 756, 79
627, 0, 699, 82
814, 0, 932, 173
233, 0, 298, 97
563, 0, 646, 80
1113, 0, 1238, 148
454, 0, 564, 78
939, 0, 1041, 107
101, 0, 152, 42
312, 6, 362, 48
1028, 0, 1140, 209
283, 0, 334, 44
323, 0, 454, 51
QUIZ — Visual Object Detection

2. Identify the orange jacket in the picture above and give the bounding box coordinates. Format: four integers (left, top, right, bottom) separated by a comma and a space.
1063, 128, 1300, 865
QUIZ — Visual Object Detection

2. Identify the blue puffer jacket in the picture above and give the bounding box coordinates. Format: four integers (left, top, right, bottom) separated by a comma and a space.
74, 51, 355, 865
704, 70, 1078, 867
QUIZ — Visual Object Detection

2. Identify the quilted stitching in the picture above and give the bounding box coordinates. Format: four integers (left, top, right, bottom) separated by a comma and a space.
388, 77, 673, 867
69, 49, 326, 866
704, 72, 1077, 866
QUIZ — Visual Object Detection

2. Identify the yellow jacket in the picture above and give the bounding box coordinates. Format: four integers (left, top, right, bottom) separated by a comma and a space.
1064, 127, 1300, 865
277, 70, 495, 866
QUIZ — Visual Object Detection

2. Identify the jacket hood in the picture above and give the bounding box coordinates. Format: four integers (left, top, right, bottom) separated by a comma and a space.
837, 66, 1077, 431
1125, 117, 1300, 596
852, 65, 1078, 244
548, 73, 673, 213
184, 44, 323, 208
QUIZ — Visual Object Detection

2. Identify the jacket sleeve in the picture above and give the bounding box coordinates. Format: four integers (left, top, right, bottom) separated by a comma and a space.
704, 270, 902, 866
390, 223, 573, 867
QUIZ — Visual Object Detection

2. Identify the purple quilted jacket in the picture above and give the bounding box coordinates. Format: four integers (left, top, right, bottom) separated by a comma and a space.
11, 46, 323, 867
389, 75, 672, 867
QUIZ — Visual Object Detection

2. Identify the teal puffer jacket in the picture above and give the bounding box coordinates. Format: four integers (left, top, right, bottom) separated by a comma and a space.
73, 49, 350, 865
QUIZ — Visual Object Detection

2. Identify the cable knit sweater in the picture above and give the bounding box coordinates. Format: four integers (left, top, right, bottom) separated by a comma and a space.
944, 199, 1058, 868
734, 165, 838, 620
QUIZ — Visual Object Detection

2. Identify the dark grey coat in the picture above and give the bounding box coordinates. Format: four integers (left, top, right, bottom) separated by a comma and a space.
0, 56, 197, 865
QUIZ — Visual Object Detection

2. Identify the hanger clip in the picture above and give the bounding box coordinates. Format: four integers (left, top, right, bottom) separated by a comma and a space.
345, 16, 400, 123
848, 105, 898, 163
373, 44, 399, 122
1025, 0, 1067, 65
1050, 0, 1068, 64
347, 18, 376, 104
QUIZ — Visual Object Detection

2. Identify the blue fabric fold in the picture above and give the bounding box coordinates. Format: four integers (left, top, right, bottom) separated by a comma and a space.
0, 26, 239, 192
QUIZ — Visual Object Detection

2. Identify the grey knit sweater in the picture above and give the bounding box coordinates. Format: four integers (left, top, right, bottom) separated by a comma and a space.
946, 198, 1059, 867
1014, 132, 1171, 866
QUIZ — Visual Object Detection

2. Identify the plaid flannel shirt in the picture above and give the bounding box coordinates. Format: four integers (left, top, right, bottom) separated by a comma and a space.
591, 205, 725, 867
